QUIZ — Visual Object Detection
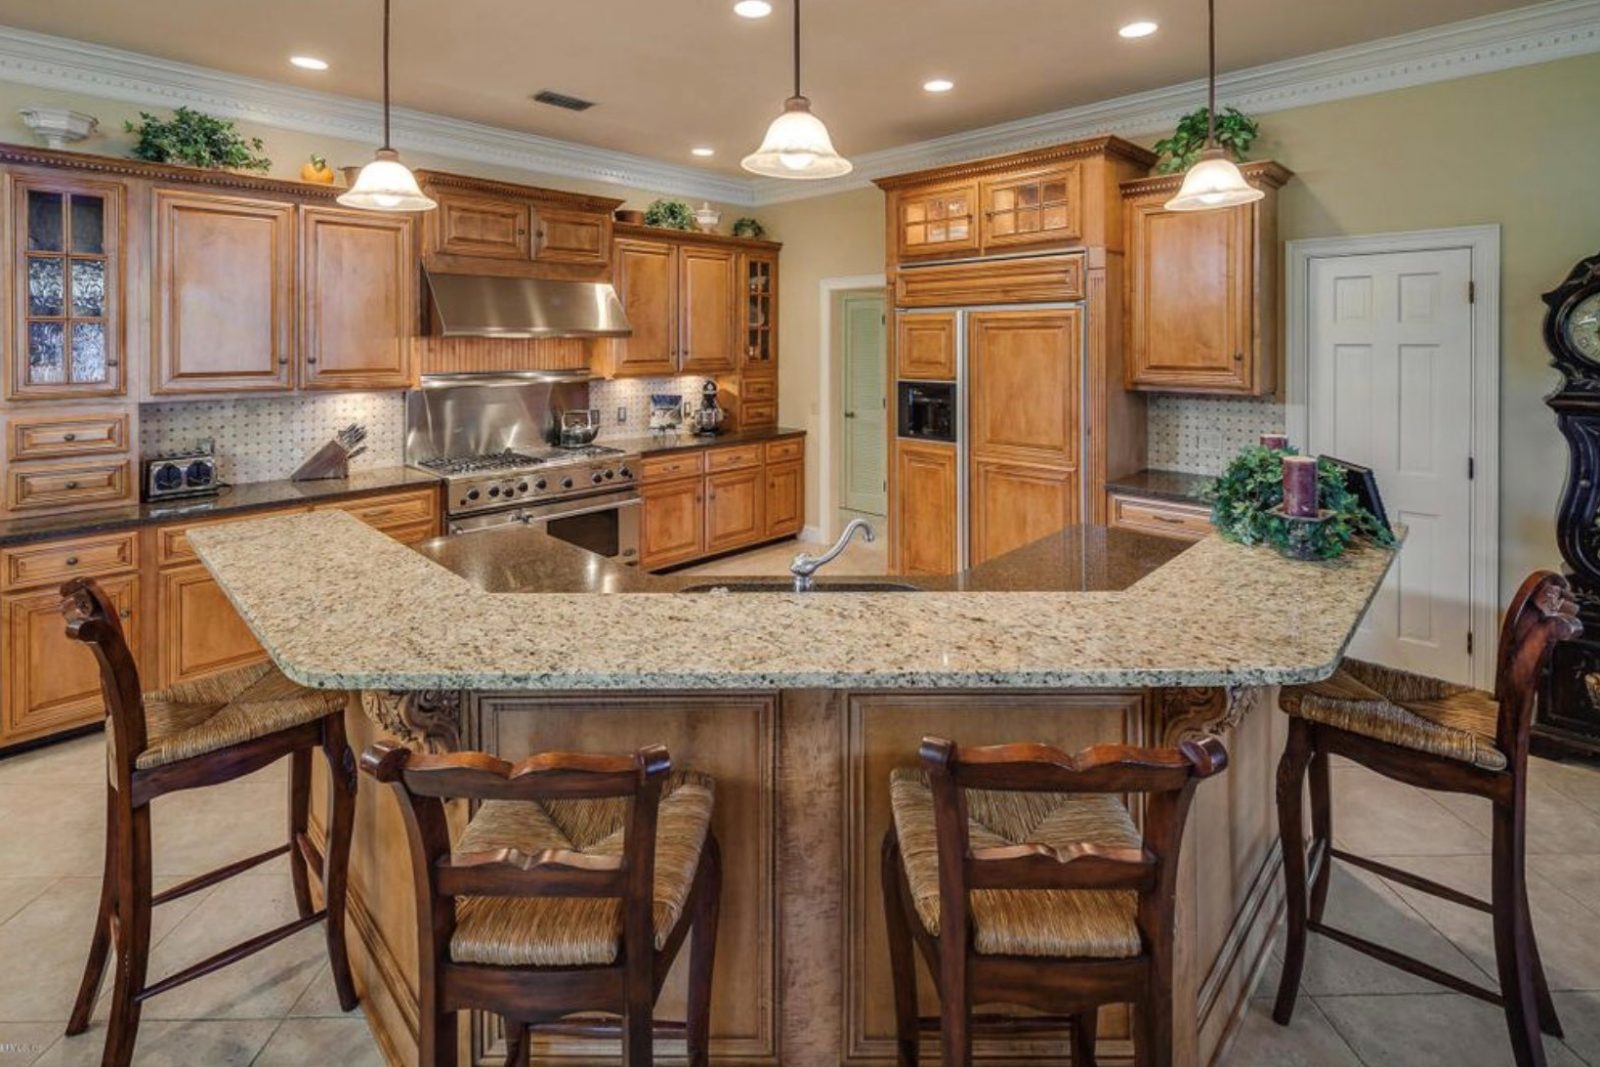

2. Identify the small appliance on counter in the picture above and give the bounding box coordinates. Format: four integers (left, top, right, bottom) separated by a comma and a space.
291, 424, 367, 482
687, 380, 725, 436
144, 441, 220, 502
559, 409, 602, 448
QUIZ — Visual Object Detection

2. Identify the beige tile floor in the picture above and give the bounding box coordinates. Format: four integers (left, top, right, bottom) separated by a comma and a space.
2, 540, 1598, 1066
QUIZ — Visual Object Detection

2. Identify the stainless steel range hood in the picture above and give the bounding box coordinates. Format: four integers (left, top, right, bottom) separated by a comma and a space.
422, 267, 631, 339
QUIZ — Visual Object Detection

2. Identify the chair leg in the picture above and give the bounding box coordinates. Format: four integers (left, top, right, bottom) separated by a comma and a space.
1307, 746, 1334, 924
502, 1018, 526, 1067
67, 786, 119, 1036
420, 1007, 458, 1067
881, 832, 920, 1067
937, 926, 972, 1067
102, 804, 152, 1067
1523, 891, 1563, 1038
1273, 717, 1314, 1026
622, 998, 653, 1067
321, 714, 360, 1013
1492, 797, 1550, 1067
1072, 1008, 1099, 1067
288, 748, 314, 920
1134, 987, 1175, 1067
686, 834, 721, 1067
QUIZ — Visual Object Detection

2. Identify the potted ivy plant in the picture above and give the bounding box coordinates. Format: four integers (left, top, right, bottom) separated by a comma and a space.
124, 108, 272, 173
643, 198, 697, 232
1153, 106, 1259, 174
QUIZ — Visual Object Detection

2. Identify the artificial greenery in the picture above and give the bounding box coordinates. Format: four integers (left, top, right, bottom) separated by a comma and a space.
731, 217, 766, 239
1207, 445, 1395, 560
1153, 106, 1260, 174
124, 108, 271, 172
643, 198, 696, 231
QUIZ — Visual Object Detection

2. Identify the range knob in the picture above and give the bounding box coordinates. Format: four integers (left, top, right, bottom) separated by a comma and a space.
619, 466, 633, 480
535, 478, 548, 491
561, 477, 574, 490
488, 485, 501, 498
591, 472, 604, 484
467, 489, 481, 501
603, 469, 616, 480
517, 481, 529, 493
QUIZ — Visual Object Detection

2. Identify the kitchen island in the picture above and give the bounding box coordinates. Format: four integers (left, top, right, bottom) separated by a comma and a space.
189, 512, 1396, 1067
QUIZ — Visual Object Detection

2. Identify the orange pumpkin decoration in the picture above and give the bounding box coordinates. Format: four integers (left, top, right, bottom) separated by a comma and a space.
301, 154, 335, 184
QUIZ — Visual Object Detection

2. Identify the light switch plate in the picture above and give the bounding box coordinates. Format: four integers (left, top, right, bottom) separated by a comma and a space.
616, 406, 628, 424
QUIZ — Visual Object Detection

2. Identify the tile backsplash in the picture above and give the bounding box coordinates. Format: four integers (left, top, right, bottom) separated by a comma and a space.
1146, 394, 1286, 475
591, 375, 716, 436
140, 393, 406, 484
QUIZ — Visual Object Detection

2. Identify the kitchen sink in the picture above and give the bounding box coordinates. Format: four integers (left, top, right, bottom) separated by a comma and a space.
681, 580, 920, 594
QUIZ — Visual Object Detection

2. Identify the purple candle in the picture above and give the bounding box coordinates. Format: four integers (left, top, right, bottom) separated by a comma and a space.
1260, 432, 1289, 451
1282, 455, 1319, 518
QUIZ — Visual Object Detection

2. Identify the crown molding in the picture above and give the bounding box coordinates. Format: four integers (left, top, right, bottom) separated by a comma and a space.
0, 24, 758, 206
750, 0, 1600, 203
0, 0, 1595, 211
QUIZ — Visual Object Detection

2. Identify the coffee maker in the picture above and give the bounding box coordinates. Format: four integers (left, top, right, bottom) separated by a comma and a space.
689, 379, 725, 436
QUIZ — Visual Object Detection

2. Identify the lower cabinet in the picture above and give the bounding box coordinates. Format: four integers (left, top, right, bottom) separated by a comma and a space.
1107, 492, 1212, 541
893, 439, 958, 576
765, 461, 804, 538
641, 477, 706, 570
969, 458, 1078, 566
640, 436, 806, 571
158, 562, 267, 686
706, 467, 765, 554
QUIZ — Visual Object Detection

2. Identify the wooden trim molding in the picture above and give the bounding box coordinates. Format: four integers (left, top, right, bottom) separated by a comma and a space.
873, 136, 1156, 191
0, 142, 344, 199
412, 169, 623, 214
612, 221, 782, 254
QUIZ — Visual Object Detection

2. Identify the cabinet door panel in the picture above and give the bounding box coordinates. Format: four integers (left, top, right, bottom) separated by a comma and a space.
895, 181, 979, 260
895, 313, 957, 381
893, 440, 957, 576
159, 563, 266, 687
968, 309, 1082, 468
742, 252, 778, 373
706, 467, 765, 553
433, 192, 530, 260
970, 459, 1078, 566
765, 460, 804, 539
533, 207, 610, 267
300, 207, 414, 390
640, 477, 705, 570
609, 238, 678, 377
4, 574, 137, 745
980, 163, 1082, 251
154, 190, 295, 393
680, 246, 737, 373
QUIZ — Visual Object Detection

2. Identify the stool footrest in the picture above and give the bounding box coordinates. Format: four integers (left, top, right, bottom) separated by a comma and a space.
1309, 920, 1503, 1006
135, 910, 326, 1003
1329, 848, 1493, 913
916, 1012, 1082, 1035
151, 843, 293, 906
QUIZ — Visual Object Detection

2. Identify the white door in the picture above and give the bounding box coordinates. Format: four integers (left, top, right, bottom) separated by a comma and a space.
1307, 248, 1475, 683
841, 293, 887, 516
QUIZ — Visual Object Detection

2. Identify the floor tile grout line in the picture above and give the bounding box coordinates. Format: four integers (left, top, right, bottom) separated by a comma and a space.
245, 1011, 295, 1067
1304, 995, 1382, 1067
0, 875, 64, 936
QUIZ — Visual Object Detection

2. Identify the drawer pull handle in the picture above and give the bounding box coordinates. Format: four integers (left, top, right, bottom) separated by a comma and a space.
65, 480, 80, 490
65, 556, 79, 566
63, 432, 77, 442
1151, 514, 1183, 524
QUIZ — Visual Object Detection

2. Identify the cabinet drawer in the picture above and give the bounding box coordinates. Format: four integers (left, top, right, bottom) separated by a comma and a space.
741, 401, 777, 427
742, 378, 776, 401
323, 488, 438, 532
764, 437, 803, 464
641, 451, 705, 483
895, 253, 1084, 308
7, 460, 131, 512
8, 411, 129, 461
3, 531, 139, 591
1108, 493, 1212, 541
706, 444, 761, 473
156, 505, 305, 566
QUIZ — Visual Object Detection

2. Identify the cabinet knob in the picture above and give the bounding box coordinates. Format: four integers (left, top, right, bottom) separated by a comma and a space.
306, 355, 318, 364
65, 481, 79, 490
106, 359, 119, 368
65, 556, 79, 566
63, 432, 77, 441
1233, 352, 1244, 362
119, 609, 131, 620
278, 356, 289, 366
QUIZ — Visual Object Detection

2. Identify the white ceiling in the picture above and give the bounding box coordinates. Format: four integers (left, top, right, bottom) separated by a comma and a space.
0, 0, 1543, 177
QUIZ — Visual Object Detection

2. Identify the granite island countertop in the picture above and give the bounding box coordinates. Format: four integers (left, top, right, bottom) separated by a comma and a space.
187, 509, 1397, 693
1105, 468, 1216, 506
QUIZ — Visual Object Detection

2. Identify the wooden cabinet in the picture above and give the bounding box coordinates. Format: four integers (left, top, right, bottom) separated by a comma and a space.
1122, 161, 1290, 395
980, 162, 1082, 251
765, 459, 804, 538
640, 476, 705, 571
895, 312, 957, 380
679, 245, 738, 373
894, 180, 979, 260
893, 440, 957, 576
153, 189, 295, 393
1, 531, 139, 748
610, 237, 679, 376
157, 561, 267, 687
7, 457, 131, 513
6, 409, 128, 462
328, 487, 440, 544
1, 405, 136, 518
432, 190, 531, 261
6, 171, 127, 400
1107, 492, 1212, 541
706, 467, 765, 553
742, 251, 778, 376
299, 206, 415, 390
419, 176, 617, 274
970, 459, 1077, 565
534, 206, 610, 268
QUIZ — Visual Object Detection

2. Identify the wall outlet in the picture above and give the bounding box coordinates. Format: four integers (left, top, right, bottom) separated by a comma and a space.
616, 406, 628, 424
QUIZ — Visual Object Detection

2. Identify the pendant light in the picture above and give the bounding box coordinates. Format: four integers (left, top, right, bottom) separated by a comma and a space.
1164, 0, 1262, 212
338, 0, 436, 212
741, 0, 851, 180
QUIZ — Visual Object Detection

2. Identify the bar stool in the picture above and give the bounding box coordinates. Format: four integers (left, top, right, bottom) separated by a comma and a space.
361, 740, 721, 1067
1273, 571, 1581, 1067
881, 733, 1228, 1067
60, 577, 359, 1067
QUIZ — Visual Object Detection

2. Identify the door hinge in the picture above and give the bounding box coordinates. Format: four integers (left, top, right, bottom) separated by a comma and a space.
1468, 455, 1476, 480
1468, 280, 1477, 304
1467, 631, 1474, 655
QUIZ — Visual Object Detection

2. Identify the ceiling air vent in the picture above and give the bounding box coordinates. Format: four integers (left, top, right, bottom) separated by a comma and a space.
532, 89, 596, 112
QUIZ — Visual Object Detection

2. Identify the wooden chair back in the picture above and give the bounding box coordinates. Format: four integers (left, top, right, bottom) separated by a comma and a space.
919, 736, 1228, 952
61, 577, 146, 786
1492, 571, 1582, 760
360, 740, 672, 969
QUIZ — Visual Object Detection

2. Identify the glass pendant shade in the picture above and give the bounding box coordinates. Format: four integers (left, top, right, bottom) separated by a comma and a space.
1164, 147, 1263, 212
742, 96, 852, 179
337, 148, 436, 212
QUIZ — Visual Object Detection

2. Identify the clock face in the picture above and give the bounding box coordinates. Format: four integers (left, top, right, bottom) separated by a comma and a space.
1568, 292, 1600, 362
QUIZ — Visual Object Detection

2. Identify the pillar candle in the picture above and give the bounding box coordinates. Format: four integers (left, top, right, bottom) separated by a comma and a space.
1282, 455, 1319, 518
1260, 432, 1289, 451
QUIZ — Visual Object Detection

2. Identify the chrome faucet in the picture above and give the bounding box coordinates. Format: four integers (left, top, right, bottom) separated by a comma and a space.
790, 519, 876, 591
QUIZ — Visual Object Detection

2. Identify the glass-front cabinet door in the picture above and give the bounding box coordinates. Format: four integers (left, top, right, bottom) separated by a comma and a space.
8, 174, 125, 399
895, 180, 979, 260
979, 162, 1082, 251
743, 251, 778, 375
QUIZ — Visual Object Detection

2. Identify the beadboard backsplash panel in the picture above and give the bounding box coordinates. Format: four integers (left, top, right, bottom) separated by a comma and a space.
141, 393, 406, 484
1147, 394, 1286, 475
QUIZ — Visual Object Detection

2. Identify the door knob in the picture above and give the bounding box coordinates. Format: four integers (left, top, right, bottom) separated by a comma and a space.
844, 411, 857, 419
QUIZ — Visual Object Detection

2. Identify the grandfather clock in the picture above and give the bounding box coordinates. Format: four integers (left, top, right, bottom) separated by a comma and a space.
1541, 249, 1600, 755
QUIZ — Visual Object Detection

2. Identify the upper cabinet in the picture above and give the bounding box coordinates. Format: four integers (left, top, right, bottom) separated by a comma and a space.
610, 236, 679, 377
894, 180, 979, 261
299, 206, 415, 391
153, 189, 295, 394
534, 206, 611, 266
6, 171, 126, 400
742, 251, 777, 377
979, 162, 1082, 251
679, 244, 737, 374
416, 172, 618, 276
1122, 161, 1292, 395
432, 190, 531, 260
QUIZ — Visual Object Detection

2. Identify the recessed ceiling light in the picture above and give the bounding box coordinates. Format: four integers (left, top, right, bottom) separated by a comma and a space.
289, 55, 329, 71
734, 0, 772, 17
692, 147, 716, 157
923, 78, 955, 93
1118, 20, 1159, 38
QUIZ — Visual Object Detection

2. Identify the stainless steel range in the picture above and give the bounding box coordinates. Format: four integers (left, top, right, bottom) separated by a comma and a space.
406, 374, 641, 564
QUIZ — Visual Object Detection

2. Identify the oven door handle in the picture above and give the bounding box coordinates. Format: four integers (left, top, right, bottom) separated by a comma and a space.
523, 494, 643, 522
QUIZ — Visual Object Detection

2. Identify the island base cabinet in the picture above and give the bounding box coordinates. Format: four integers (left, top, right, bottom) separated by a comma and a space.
157, 563, 267, 688
2, 573, 137, 746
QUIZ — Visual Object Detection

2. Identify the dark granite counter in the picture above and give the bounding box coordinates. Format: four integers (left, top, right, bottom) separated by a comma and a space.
1106, 468, 1215, 506
0, 466, 440, 548
601, 426, 805, 457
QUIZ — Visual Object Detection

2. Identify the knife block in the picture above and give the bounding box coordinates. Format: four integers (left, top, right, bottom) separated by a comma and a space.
291, 440, 350, 482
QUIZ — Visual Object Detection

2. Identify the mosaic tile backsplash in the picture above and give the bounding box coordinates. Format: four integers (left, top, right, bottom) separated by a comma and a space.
591, 374, 720, 436
1146, 394, 1286, 475
140, 393, 406, 485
